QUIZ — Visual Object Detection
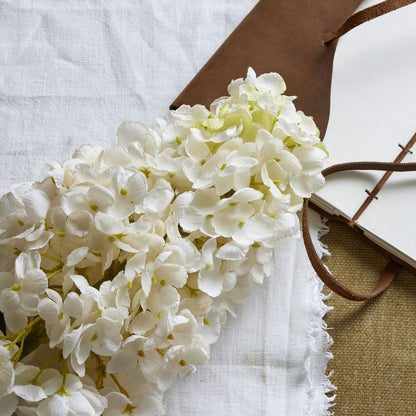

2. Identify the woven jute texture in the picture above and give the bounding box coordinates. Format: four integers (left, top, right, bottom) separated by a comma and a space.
322, 219, 416, 415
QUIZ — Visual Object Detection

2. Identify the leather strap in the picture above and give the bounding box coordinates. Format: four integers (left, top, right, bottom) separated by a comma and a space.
325, 0, 416, 44
302, 161, 416, 301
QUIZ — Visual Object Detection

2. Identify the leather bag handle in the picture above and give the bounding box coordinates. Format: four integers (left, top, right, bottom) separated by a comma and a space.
302, 161, 416, 301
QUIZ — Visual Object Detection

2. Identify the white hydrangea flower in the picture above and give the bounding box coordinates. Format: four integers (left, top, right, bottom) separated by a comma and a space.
0, 68, 327, 415
0, 252, 47, 332
0, 344, 14, 397
38, 289, 83, 348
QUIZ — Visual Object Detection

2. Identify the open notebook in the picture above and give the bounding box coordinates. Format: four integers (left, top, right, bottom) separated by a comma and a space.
312, 1, 416, 270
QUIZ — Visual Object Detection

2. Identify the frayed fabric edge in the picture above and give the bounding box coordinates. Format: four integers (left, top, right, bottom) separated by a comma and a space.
304, 211, 336, 416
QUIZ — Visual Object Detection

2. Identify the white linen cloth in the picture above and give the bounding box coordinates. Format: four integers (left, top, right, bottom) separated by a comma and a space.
0, 1, 334, 415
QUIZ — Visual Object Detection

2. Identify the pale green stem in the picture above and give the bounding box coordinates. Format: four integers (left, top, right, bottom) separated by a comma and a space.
30, 352, 61, 385
40, 253, 63, 264
47, 268, 62, 280
5, 316, 41, 350
110, 374, 130, 398
54, 359, 71, 396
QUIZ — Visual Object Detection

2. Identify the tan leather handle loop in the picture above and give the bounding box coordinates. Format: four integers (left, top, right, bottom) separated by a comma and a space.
324, 0, 416, 44
303, 161, 416, 301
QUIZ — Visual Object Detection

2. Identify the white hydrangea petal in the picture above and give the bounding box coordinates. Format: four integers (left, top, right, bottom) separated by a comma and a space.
127, 172, 148, 204
179, 208, 202, 232
103, 147, 130, 167
260, 137, 284, 159
222, 271, 238, 292
184, 345, 209, 365
185, 136, 210, 159
94, 212, 124, 235
157, 368, 177, 392
200, 238, 217, 263
70, 274, 91, 294
80, 388, 108, 416
15, 252, 34, 280
37, 392, 69, 416
233, 169, 251, 191
23, 189, 50, 222
148, 285, 180, 313
139, 349, 164, 382
21, 292, 41, 314
66, 247, 90, 267
234, 214, 276, 246
25, 269, 48, 294
214, 175, 233, 196
292, 145, 327, 175
130, 311, 156, 335
0, 394, 18, 416
87, 185, 114, 210
143, 187, 174, 214
37, 368, 61, 394
278, 151, 303, 174
63, 326, 84, 358
227, 77, 244, 96
38, 298, 60, 323
216, 241, 248, 260
141, 271, 153, 297
212, 203, 253, 237
156, 264, 187, 288
62, 293, 83, 318
228, 156, 258, 170
66, 211, 93, 237
67, 391, 97, 416
49, 320, 70, 348
0, 289, 20, 311
0, 347, 14, 396
289, 173, 324, 198
157, 285, 181, 310
77, 329, 94, 364
117, 121, 149, 146
297, 111, 318, 136
105, 391, 130, 413
255, 72, 286, 95
262, 160, 287, 186
133, 393, 164, 416
13, 384, 47, 402
4, 309, 27, 332
275, 212, 299, 238
106, 349, 135, 374
49, 206, 67, 230
198, 268, 223, 297
231, 188, 263, 203
60, 189, 89, 215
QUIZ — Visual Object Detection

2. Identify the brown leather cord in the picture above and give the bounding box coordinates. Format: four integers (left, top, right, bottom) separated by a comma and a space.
324, 0, 416, 44
303, 161, 416, 301
349, 133, 416, 225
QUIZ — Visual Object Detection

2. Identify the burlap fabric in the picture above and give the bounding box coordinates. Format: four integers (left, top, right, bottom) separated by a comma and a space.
322, 219, 416, 415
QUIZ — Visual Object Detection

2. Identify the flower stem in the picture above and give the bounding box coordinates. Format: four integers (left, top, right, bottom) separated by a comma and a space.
47, 268, 62, 280
11, 334, 26, 366
5, 316, 41, 350
93, 353, 107, 390
30, 352, 61, 385
40, 253, 63, 264
110, 374, 130, 398
54, 358, 71, 396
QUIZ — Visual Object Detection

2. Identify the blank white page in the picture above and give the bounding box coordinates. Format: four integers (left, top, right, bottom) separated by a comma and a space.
315, 0, 416, 221
356, 145, 416, 268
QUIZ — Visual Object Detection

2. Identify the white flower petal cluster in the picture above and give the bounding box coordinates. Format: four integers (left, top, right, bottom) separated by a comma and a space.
0, 68, 327, 415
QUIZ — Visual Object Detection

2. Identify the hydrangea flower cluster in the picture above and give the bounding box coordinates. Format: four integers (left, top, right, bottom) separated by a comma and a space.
0, 68, 327, 415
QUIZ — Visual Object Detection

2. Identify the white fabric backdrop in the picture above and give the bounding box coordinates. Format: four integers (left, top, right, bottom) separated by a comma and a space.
0, 1, 334, 415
